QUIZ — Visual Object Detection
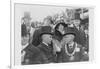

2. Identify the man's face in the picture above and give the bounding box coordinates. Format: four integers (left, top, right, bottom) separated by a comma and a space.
21, 35, 29, 46
84, 29, 88, 35
42, 34, 52, 44
63, 34, 75, 44
24, 18, 30, 24
73, 19, 80, 27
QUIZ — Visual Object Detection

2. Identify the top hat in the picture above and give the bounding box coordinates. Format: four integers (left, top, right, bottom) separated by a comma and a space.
63, 27, 76, 37
74, 12, 81, 20
40, 26, 53, 37
22, 12, 32, 20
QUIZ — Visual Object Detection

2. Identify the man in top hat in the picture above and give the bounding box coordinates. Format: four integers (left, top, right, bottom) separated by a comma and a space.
72, 15, 86, 47
22, 27, 50, 65
22, 12, 32, 36
57, 28, 89, 62
22, 32, 49, 64
32, 26, 52, 46
21, 23, 29, 64
37, 26, 56, 63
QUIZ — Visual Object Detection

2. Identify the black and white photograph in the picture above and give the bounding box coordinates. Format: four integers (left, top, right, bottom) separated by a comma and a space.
14, 3, 93, 65
3, 0, 100, 69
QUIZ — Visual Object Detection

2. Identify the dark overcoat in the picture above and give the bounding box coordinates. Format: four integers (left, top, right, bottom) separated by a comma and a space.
37, 43, 57, 63
32, 28, 42, 46
21, 23, 27, 37
22, 43, 48, 65
73, 27, 86, 46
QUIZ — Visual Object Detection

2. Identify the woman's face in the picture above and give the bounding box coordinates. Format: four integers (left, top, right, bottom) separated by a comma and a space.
58, 24, 64, 31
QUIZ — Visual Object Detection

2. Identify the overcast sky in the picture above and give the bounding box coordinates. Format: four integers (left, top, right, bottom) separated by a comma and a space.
15, 4, 75, 22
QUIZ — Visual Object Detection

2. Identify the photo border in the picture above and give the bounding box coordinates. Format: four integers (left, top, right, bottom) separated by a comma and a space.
10, 1, 95, 69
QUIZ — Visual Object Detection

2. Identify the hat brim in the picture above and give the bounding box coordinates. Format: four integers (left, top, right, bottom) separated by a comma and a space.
22, 17, 32, 20
40, 33, 53, 37
55, 23, 67, 30
63, 33, 76, 37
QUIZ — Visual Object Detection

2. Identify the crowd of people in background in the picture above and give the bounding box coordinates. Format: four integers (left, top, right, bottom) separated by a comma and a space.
21, 8, 89, 65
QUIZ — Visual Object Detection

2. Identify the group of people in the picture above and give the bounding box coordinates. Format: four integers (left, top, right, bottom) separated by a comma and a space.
21, 10, 89, 65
